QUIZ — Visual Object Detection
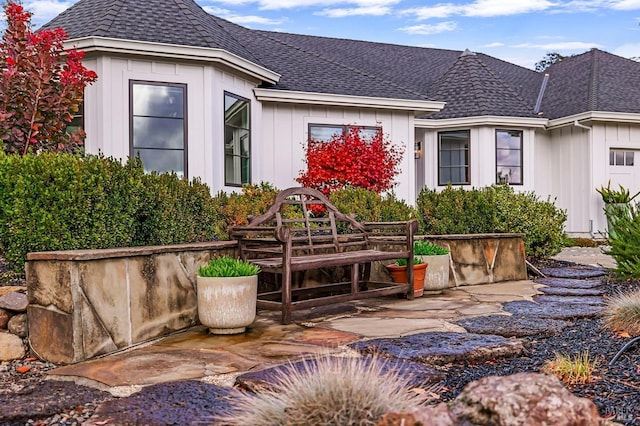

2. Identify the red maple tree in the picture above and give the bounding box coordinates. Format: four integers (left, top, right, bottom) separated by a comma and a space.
0, 2, 98, 155
297, 127, 404, 196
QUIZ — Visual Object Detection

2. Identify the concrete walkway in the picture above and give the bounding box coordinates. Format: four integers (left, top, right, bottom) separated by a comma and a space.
47, 247, 616, 396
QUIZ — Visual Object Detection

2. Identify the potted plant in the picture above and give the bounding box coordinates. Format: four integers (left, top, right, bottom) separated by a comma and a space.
385, 257, 428, 297
196, 256, 260, 335
414, 240, 451, 295
596, 181, 640, 238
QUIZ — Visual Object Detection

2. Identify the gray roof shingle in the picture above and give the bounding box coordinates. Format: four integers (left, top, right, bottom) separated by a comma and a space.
42, 0, 640, 120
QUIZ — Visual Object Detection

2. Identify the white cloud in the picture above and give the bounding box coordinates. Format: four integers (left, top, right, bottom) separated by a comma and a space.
483, 42, 505, 47
609, 0, 640, 10
398, 21, 458, 35
203, 5, 284, 25
402, 0, 556, 20
316, 6, 393, 17
25, 0, 72, 25
613, 42, 640, 58
513, 41, 602, 50
209, 0, 400, 10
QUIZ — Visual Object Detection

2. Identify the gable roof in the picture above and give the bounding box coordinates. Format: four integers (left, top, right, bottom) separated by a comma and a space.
43, 0, 640, 121
540, 49, 640, 119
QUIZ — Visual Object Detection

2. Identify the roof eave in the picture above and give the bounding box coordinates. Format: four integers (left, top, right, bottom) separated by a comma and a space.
65, 36, 281, 84
415, 115, 548, 129
546, 111, 640, 130
253, 88, 445, 116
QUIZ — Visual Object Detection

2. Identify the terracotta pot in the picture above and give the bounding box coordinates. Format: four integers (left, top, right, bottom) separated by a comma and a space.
385, 262, 428, 297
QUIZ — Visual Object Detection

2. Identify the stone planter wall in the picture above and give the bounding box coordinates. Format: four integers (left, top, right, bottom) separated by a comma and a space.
418, 233, 527, 287
26, 242, 237, 364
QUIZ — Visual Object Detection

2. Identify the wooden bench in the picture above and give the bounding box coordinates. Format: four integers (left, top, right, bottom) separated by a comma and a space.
231, 187, 417, 324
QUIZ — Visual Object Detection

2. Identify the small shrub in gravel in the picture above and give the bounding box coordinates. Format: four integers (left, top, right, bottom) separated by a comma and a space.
220, 356, 425, 426
541, 351, 599, 384
602, 289, 640, 336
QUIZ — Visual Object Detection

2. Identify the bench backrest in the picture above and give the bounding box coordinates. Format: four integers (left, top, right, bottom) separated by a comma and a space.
246, 187, 369, 255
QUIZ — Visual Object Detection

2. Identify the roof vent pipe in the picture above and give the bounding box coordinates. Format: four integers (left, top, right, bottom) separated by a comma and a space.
534, 73, 549, 114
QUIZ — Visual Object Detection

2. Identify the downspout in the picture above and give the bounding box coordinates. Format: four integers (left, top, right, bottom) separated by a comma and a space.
573, 120, 597, 238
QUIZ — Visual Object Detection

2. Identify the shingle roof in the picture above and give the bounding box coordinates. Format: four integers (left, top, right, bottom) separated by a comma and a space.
42, 0, 640, 120
540, 49, 640, 119
425, 50, 540, 119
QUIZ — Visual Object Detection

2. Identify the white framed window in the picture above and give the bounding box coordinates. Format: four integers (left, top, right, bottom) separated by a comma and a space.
308, 124, 380, 142
496, 130, 523, 185
438, 130, 470, 185
224, 92, 251, 186
130, 81, 187, 177
610, 149, 635, 166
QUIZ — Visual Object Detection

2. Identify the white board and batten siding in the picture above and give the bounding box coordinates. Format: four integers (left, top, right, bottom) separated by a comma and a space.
82, 55, 261, 194
259, 104, 416, 203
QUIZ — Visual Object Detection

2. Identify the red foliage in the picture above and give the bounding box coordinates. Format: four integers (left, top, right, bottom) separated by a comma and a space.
297, 126, 404, 196
0, 2, 98, 155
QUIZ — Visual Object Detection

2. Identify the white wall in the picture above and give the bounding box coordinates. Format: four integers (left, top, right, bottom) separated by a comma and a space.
259, 104, 416, 202
83, 55, 260, 194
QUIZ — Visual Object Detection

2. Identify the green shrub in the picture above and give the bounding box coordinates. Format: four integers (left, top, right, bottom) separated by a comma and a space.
416, 185, 566, 257
414, 240, 449, 255
604, 203, 640, 278
220, 356, 427, 425
330, 187, 416, 223
379, 191, 417, 222
197, 256, 260, 277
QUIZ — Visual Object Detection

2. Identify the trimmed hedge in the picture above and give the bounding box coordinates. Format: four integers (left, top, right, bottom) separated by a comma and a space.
0, 152, 221, 271
417, 185, 566, 257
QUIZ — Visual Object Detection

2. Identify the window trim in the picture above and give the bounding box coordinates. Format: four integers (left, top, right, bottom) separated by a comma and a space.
609, 148, 635, 167
495, 129, 523, 186
438, 130, 470, 186
224, 91, 252, 187
307, 123, 381, 143
129, 80, 188, 177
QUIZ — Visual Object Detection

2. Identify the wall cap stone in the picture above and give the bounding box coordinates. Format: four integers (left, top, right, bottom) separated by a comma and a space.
420, 233, 524, 240
27, 241, 238, 261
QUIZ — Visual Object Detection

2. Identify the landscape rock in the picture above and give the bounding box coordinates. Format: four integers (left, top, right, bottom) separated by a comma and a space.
0, 308, 9, 329
8, 313, 28, 337
538, 286, 604, 296
533, 295, 603, 305
540, 267, 607, 279
0, 331, 25, 361
0, 291, 28, 312
377, 404, 455, 426
352, 332, 523, 365
454, 315, 570, 337
504, 300, 602, 319
534, 277, 604, 289
449, 373, 609, 425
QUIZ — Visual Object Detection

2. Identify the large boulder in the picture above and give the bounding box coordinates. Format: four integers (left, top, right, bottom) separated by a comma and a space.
379, 373, 611, 426
0, 291, 28, 312
0, 331, 25, 361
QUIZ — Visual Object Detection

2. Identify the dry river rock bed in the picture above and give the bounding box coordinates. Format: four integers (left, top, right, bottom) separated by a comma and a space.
0, 256, 639, 425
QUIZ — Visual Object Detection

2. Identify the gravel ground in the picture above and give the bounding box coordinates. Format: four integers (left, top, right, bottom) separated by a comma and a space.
1, 256, 639, 425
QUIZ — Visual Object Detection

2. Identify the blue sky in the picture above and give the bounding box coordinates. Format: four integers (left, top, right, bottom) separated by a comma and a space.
26, 0, 640, 69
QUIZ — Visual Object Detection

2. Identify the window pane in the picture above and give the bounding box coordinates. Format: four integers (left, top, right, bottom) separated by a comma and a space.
439, 131, 470, 185
133, 84, 184, 118
610, 150, 615, 166
133, 117, 184, 149
496, 130, 522, 185
496, 130, 521, 149
224, 93, 250, 186
626, 151, 634, 166
358, 127, 380, 141
134, 148, 184, 178
615, 151, 624, 165
310, 125, 343, 142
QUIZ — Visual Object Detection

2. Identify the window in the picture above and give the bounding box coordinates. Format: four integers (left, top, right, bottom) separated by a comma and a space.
610, 149, 635, 166
130, 81, 187, 177
438, 130, 470, 185
224, 93, 251, 186
65, 101, 84, 135
308, 124, 380, 142
496, 130, 523, 185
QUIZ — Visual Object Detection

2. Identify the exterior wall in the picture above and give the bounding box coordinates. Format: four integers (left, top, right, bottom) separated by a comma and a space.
83, 54, 261, 194
415, 125, 537, 192
260, 103, 416, 202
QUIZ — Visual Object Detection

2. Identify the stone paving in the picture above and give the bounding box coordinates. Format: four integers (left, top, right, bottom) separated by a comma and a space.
24, 247, 615, 424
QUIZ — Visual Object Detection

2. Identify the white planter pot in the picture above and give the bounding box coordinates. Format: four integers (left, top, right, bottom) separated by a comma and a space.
416, 254, 451, 294
196, 275, 258, 334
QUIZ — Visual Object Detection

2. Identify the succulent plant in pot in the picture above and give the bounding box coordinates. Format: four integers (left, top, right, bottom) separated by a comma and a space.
385, 256, 428, 297
414, 241, 451, 295
197, 256, 260, 335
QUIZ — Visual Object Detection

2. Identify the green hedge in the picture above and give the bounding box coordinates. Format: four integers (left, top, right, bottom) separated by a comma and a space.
329, 187, 416, 225
0, 152, 222, 271
416, 185, 566, 257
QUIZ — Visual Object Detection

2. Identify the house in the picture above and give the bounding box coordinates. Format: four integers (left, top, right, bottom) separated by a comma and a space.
45, 0, 640, 238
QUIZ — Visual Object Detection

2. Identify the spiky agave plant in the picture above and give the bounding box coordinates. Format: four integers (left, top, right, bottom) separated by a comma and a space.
219, 356, 428, 425
602, 289, 640, 337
